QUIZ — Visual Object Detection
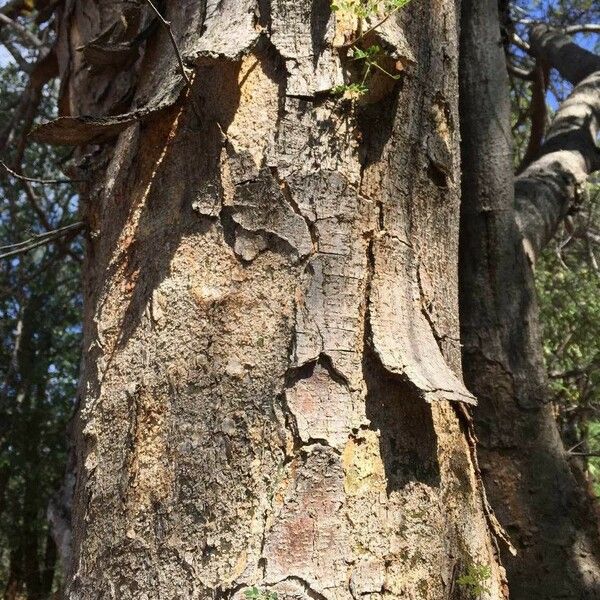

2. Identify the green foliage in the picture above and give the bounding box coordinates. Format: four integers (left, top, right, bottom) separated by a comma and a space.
331, 0, 411, 17
536, 182, 600, 494
331, 0, 378, 18
331, 82, 370, 97
351, 44, 401, 81
244, 586, 278, 600
329, 0, 409, 98
456, 563, 492, 598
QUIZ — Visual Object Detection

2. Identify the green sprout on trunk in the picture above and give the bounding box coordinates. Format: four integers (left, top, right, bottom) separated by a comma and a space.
330, 0, 412, 98
456, 563, 492, 598
244, 587, 278, 600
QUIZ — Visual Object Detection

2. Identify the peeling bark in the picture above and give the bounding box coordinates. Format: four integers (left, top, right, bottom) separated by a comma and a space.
53, 0, 507, 598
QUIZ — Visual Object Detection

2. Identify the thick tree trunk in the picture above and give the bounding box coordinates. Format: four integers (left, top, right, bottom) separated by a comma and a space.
459, 3, 600, 599
41, 0, 507, 598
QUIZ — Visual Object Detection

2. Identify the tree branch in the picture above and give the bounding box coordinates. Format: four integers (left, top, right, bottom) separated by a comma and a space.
515, 28, 600, 260
0, 222, 85, 261
565, 24, 600, 35
0, 13, 44, 48
530, 24, 600, 86
507, 62, 534, 80
511, 32, 531, 53
0, 0, 26, 18
0, 35, 32, 72
0, 161, 85, 185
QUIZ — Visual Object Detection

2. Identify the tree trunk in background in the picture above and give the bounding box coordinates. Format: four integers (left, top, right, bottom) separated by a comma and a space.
36, 0, 510, 598
459, 1, 600, 598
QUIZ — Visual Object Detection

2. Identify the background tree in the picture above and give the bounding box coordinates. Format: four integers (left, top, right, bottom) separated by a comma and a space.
460, 0, 600, 597
0, 6, 82, 597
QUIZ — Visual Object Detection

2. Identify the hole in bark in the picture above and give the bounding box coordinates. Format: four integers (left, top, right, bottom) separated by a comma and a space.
427, 159, 449, 188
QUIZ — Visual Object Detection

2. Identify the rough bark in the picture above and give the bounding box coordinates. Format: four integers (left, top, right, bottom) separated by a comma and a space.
41, 0, 509, 598
459, 4, 600, 599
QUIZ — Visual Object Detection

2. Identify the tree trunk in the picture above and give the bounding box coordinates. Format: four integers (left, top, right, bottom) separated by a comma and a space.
459, 2, 600, 598
41, 0, 507, 597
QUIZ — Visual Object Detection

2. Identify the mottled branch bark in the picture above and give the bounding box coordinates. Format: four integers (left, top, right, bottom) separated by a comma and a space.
530, 24, 600, 86
516, 70, 600, 259
516, 27, 600, 260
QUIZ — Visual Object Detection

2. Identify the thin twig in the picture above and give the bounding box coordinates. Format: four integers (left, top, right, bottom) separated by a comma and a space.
567, 439, 586, 453
567, 452, 600, 458
0, 161, 85, 184
0, 222, 85, 260
343, 4, 403, 47
0, 221, 84, 250
144, 0, 201, 117
21, 179, 51, 230
19, 180, 83, 263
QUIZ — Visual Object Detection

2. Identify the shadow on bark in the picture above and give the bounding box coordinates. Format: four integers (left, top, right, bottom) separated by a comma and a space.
356, 92, 400, 169
364, 349, 441, 494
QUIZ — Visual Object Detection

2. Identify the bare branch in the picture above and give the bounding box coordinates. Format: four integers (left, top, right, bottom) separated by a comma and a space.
511, 32, 531, 53
565, 24, 600, 35
21, 180, 52, 231
0, 13, 44, 48
567, 452, 600, 458
586, 238, 599, 273
567, 439, 587, 453
518, 61, 548, 172
0, 50, 57, 155
0, 0, 26, 18
0, 222, 85, 260
585, 229, 600, 245
0, 161, 85, 185
507, 62, 534, 80
0, 35, 31, 72
530, 24, 600, 86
